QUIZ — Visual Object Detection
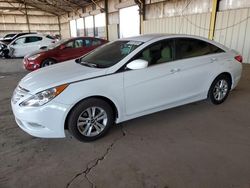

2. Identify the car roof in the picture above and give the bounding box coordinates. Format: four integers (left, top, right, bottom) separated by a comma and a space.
13, 34, 46, 41
16, 33, 44, 37
120, 34, 211, 43
70, 36, 107, 41
5, 33, 17, 36
122, 34, 169, 42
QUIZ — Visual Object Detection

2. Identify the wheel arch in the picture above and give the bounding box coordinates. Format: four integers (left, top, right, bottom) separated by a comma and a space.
64, 95, 119, 130
207, 72, 233, 97
42, 57, 57, 63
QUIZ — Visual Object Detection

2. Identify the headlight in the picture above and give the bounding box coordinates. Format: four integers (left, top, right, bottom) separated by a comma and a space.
20, 84, 68, 107
27, 53, 42, 61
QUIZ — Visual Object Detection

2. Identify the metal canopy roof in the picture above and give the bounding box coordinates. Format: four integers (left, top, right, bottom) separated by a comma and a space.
2, 0, 97, 16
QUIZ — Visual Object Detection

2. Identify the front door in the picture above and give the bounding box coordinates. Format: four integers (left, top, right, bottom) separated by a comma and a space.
124, 39, 180, 115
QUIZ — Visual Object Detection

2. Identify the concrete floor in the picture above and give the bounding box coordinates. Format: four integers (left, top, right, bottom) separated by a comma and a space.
0, 59, 250, 188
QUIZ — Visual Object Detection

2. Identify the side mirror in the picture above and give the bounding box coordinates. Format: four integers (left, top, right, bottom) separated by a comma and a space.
75, 58, 80, 63
126, 59, 148, 70
60, 44, 65, 50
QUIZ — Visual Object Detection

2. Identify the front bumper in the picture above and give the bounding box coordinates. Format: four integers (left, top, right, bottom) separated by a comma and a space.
23, 58, 40, 71
11, 100, 71, 138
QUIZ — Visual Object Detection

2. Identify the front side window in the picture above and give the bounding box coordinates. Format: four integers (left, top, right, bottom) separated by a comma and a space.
79, 40, 143, 68
175, 38, 224, 60
48, 38, 68, 49
14, 38, 25, 45
65, 41, 74, 48
132, 39, 174, 66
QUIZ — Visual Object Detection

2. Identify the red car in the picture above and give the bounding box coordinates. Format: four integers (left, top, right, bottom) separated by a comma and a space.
23, 37, 108, 71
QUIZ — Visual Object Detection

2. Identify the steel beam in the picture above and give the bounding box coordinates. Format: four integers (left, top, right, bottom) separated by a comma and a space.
208, 0, 219, 40
24, 1, 30, 32
104, 0, 108, 40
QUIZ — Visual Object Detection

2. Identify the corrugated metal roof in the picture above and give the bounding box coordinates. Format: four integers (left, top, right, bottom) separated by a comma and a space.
2, 0, 97, 15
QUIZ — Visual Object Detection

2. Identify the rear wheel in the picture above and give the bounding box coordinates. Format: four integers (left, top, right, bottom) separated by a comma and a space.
68, 98, 115, 142
208, 74, 231, 105
41, 58, 56, 67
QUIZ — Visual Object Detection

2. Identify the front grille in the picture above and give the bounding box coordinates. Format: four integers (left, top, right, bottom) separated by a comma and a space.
12, 86, 29, 104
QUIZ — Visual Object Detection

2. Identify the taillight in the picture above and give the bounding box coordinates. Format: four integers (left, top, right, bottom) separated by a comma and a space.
235, 55, 243, 63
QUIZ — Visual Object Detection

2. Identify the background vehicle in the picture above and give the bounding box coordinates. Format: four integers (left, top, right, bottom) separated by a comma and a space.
7, 34, 56, 58
0, 32, 37, 45
0, 42, 8, 57
11, 34, 242, 142
23, 37, 108, 71
0, 33, 17, 41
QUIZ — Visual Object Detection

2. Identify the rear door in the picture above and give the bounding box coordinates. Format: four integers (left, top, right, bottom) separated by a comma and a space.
172, 37, 227, 99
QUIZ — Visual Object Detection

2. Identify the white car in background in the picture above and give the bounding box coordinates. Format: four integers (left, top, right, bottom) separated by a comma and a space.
8, 34, 55, 57
11, 34, 242, 142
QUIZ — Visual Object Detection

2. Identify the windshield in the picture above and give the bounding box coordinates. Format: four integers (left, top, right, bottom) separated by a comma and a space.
79, 40, 143, 68
47, 39, 68, 49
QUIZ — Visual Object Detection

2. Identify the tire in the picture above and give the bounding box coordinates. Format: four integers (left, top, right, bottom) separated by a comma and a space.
208, 74, 231, 105
67, 98, 115, 142
41, 58, 56, 67
2, 49, 10, 58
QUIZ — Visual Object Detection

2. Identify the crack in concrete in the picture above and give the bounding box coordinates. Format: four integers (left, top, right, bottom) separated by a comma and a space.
66, 127, 126, 188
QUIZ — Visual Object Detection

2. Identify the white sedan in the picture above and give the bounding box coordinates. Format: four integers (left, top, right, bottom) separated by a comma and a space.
8, 34, 55, 57
11, 34, 242, 142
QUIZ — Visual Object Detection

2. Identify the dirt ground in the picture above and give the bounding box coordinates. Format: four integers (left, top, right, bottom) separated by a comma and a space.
0, 59, 250, 188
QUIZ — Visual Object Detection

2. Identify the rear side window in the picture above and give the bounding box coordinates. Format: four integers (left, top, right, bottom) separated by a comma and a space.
25, 36, 42, 43
175, 38, 224, 60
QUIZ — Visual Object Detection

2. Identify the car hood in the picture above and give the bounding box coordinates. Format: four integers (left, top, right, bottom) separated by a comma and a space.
19, 60, 108, 94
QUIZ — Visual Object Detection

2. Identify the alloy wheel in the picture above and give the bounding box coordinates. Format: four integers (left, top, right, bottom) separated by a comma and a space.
213, 79, 228, 101
76, 106, 108, 137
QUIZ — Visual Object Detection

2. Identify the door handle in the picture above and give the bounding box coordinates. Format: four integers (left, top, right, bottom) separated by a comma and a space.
170, 68, 180, 73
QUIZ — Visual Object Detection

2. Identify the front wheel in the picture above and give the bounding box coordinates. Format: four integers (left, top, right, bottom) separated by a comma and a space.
208, 74, 231, 105
41, 58, 56, 67
68, 98, 115, 142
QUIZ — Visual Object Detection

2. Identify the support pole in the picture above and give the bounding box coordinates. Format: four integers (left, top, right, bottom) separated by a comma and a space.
57, 16, 62, 37
208, 0, 219, 40
24, 1, 31, 32
104, 0, 109, 40
134, 0, 145, 35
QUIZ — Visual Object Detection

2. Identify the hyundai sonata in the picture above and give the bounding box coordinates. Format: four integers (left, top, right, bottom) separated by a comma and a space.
11, 34, 242, 142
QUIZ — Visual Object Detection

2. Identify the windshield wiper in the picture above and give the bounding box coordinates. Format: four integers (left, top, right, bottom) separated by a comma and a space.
79, 61, 98, 68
